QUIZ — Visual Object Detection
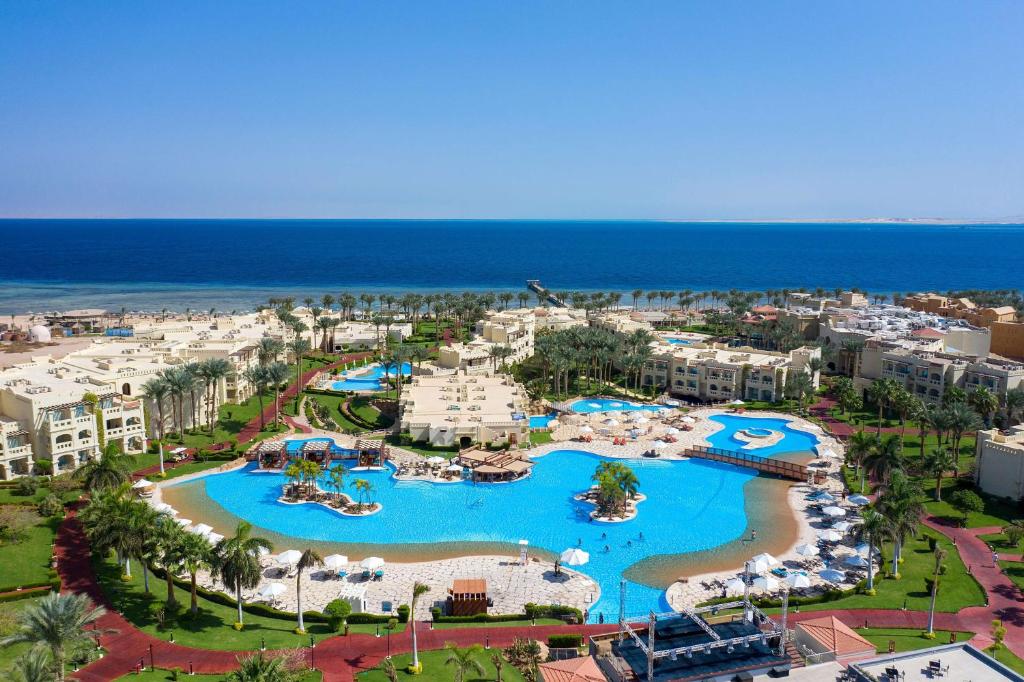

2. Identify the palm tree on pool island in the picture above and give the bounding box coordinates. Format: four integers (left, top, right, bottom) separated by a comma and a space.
212, 521, 273, 627
0, 592, 110, 682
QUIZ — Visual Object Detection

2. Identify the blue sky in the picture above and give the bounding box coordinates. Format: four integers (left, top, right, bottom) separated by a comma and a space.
1, 1, 1021, 219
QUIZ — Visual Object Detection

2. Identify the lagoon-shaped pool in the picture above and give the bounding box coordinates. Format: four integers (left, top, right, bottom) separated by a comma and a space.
168, 414, 819, 621
570, 398, 664, 414
330, 362, 412, 391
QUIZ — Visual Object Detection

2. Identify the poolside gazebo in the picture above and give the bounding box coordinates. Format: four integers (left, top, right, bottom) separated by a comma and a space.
300, 439, 331, 463
253, 440, 287, 468
447, 578, 488, 616
355, 439, 386, 467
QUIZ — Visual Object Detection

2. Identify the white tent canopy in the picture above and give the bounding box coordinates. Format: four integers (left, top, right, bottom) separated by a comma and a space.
724, 578, 747, 596
786, 573, 812, 589
752, 575, 779, 592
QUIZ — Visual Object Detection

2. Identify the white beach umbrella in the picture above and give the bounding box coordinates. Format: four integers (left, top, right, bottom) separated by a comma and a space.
748, 556, 777, 574
627, 428, 641, 438
132, 479, 154, 489
361, 556, 385, 570
819, 569, 846, 584
518, 539, 529, 546
630, 415, 649, 424
751, 552, 779, 567
817, 447, 838, 459
811, 491, 836, 503
276, 549, 303, 566
259, 582, 287, 599
847, 494, 871, 506
190, 523, 213, 536
602, 418, 620, 426
175, 518, 192, 527
579, 425, 594, 433
844, 555, 870, 568
604, 411, 623, 420
681, 416, 696, 424
426, 456, 446, 465
729, 399, 746, 406
794, 543, 819, 557
652, 440, 669, 449
547, 419, 560, 429
724, 578, 747, 596
560, 548, 590, 566
153, 502, 173, 513
821, 506, 846, 518
752, 575, 779, 592
786, 573, 812, 589
657, 408, 673, 416
831, 521, 855, 533
817, 530, 843, 542
323, 554, 348, 570
855, 543, 881, 557
257, 546, 272, 557
664, 427, 680, 435
206, 532, 224, 544
446, 463, 463, 473
664, 399, 681, 407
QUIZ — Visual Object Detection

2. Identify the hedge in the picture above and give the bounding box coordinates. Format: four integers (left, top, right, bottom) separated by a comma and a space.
548, 634, 583, 649
430, 603, 584, 624
0, 577, 61, 602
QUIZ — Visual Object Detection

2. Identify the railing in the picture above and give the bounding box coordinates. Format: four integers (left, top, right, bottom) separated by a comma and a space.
684, 445, 807, 481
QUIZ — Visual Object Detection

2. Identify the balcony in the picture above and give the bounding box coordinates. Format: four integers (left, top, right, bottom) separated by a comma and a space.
3, 445, 32, 458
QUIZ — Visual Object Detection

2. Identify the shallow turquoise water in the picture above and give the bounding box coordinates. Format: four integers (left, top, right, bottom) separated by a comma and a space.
528, 413, 557, 429
570, 398, 664, 414
330, 362, 412, 391
171, 414, 818, 621
706, 415, 819, 456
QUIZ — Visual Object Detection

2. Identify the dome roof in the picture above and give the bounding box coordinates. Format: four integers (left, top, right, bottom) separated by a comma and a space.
28, 325, 52, 342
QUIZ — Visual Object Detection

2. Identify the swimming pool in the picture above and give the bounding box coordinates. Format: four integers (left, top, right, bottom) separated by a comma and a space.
169, 415, 818, 622
570, 398, 664, 414
528, 413, 558, 429
706, 415, 818, 456
666, 338, 694, 346
330, 362, 412, 391
284, 437, 360, 457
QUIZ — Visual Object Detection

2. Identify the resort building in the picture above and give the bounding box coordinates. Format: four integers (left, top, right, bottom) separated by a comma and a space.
0, 358, 146, 476
855, 340, 1024, 405
591, 312, 654, 337
974, 426, 1024, 500
641, 342, 820, 403
847, 642, 1024, 681
0, 414, 33, 480
991, 320, 1024, 360
902, 293, 1018, 327
398, 372, 530, 447
436, 309, 536, 374
533, 307, 589, 332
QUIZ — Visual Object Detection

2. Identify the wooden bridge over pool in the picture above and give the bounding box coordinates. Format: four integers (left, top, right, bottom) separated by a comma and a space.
682, 445, 809, 482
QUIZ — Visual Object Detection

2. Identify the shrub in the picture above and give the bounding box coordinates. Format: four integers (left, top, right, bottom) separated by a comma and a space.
396, 604, 410, 623
33, 460, 52, 476
324, 599, 352, 632
14, 477, 39, 497
38, 494, 64, 518
548, 634, 583, 649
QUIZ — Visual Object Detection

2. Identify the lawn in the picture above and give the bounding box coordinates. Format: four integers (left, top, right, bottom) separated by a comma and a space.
304, 392, 368, 432
854, 627, 973, 654
998, 561, 1024, 591
925, 485, 1020, 528
384, 436, 459, 459
529, 431, 552, 445
349, 397, 394, 429
93, 553, 399, 651
988, 646, 1024, 675
0, 515, 59, 589
357, 647, 526, 682
0, 597, 43, 676
432, 618, 563, 630
797, 531, 985, 613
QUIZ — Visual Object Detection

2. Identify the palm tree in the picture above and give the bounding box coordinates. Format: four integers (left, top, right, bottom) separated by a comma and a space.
1005, 386, 1024, 426
141, 377, 170, 474
293, 548, 324, 633
73, 441, 136, 493
212, 522, 273, 626
876, 471, 925, 577
857, 508, 886, 594
922, 447, 954, 501
846, 430, 874, 493
198, 358, 234, 433
867, 378, 898, 438
176, 530, 212, 617
926, 545, 948, 637
257, 337, 285, 366
0, 592, 109, 682
946, 402, 982, 465
265, 361, 290, 430
328, 463, 346, 505
491, 652, 505, 682
288, 338, 312, 412
352, 478, 373, 509
9, 647, 52, 682
968, 386, 1000, 428
784, 370, 815, 412
444, 642, 485, 682
409, 581, 431, 672
161, 366, 194, 440
863, 433, 904, 486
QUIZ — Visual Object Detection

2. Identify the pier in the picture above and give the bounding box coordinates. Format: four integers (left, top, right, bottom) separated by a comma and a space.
682, 445, 808, 481
526, 279, 565, 307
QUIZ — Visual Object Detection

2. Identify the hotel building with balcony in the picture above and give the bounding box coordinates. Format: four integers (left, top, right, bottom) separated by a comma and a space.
436, 309, 536, 374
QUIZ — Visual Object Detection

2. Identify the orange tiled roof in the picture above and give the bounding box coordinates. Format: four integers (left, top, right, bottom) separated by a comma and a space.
797, 616, 875, 656
538, 656, 605, 682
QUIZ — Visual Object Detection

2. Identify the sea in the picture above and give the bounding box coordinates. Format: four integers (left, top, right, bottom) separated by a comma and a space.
1, 219, 1021, 314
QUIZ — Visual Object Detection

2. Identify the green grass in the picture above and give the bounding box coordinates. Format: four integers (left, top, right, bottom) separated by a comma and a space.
349, 397, 394, 429
304, 392, 368, 432
158, 461, 231, 481
796, 532, 985, 613
0, 515, 59, 588
925, 486, 1020, 528
854, 627, 973, 653
988, 646, 1024, 675
384, 435, 459, 459
0, 597, 43, 676
981, 532, 1020, 551
93, 553, 399, 651
528, 431, 552, 445
357, 647, 526, 682
998, 561, 1024, 591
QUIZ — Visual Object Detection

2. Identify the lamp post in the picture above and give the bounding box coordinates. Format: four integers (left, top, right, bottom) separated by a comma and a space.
309, 635, 315, 670
149, 643, 154, 671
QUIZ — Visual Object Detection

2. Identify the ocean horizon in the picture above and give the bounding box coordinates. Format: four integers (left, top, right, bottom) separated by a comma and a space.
1, 219, 1022, 314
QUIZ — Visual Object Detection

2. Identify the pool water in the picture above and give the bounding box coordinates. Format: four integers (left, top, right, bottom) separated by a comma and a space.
570, 398, 664, 414
330, 362, 412, 391
170, 415, 818, 622
528, 413, 558, 429
284, 437, 360, 457
666, 338, 694, 346
706, 415, 818, 456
